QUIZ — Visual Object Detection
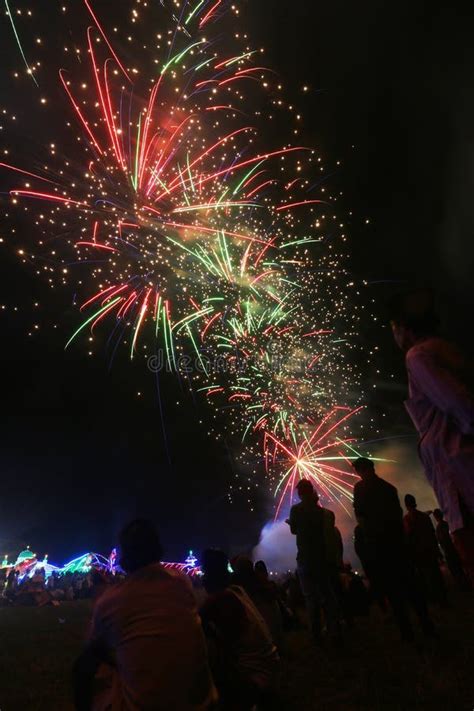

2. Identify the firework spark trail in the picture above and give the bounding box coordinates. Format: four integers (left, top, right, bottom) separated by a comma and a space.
3, 0, 38, 86
83, 0, 131, 82
2, 0, 368, 516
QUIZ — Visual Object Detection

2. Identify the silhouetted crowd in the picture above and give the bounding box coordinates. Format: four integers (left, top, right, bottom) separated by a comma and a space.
64, 481, 470, 711
0, 566, 120, 607
1, 460, 472, 711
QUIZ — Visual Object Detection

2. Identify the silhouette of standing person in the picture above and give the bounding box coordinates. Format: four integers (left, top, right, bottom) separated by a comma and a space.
389, 289, 474, 585
352, 458, 434, 642
288, 479, 342, 643
403, 494, 448, 606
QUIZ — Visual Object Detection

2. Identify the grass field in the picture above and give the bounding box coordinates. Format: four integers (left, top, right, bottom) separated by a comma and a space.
0, 593, 473, 710
0, 601, 91, 710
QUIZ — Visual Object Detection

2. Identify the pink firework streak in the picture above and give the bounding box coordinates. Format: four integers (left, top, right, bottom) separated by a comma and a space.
264, 407, 365, 518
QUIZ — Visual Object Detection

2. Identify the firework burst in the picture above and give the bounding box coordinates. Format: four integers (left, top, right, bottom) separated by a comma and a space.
2, 0, 368, 515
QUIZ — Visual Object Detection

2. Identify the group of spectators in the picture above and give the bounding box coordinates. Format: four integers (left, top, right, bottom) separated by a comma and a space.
69, 480, 470, 711
289, 460, 472, 649
72, 521, 282, 711
1, 566, 117, 607
3, 468, 470, 710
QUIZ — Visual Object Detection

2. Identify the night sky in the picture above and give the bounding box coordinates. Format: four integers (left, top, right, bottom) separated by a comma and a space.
1, 0, 473, 565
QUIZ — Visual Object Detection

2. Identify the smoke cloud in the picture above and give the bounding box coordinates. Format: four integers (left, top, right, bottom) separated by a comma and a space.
252, 520, 296, 573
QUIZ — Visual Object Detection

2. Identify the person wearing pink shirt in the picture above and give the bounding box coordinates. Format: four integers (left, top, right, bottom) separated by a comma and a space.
390, 290, 474, 584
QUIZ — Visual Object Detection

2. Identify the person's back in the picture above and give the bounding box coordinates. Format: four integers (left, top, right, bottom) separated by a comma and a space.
352, 458, 434, 641
353, 472, 403, 548
232, 557, 283, 649
404, 495, 447, 605
404, 507, 439, 563
289, 497, 327, 569
91, 564, 212, 710
405, 336, 474, 438
288, 480, 342, 641
201, 549, 279, 708
202, 583, 278, 683
73, 520, 215, 711
228, 584, 279, 676
405, 338, 474, 533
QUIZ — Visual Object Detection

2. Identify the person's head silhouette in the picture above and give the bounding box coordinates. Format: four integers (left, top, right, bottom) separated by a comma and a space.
255, 560, 269, 581
388, 289, 439, 353
404, 494, 417, 511
296, 478, 318, 503
201, 549, 230, 593
352, 457, 376, 481
119, 519, 163, 574
433, 508, 444, 523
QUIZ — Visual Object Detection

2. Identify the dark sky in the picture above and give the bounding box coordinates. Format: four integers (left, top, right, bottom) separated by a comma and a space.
1, 0, 473, 563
